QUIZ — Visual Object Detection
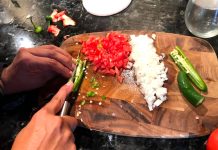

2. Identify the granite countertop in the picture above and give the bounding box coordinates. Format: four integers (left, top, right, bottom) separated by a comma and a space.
0, 0, 217, 149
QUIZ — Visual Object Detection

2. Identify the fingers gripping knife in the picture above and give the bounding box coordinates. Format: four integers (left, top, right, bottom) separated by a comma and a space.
60, 58, 87, 116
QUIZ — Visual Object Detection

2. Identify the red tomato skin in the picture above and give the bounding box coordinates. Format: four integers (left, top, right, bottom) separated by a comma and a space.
207, 129, 218, 150
47, 25, 60, 36
82, 32, 131, 82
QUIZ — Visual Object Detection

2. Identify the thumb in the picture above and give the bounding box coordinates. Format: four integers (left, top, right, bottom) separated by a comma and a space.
44, 81, 73, 114
62, 116, 78, 131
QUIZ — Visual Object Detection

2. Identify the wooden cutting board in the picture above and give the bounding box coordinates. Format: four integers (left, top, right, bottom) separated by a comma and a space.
61, 31, 218, 138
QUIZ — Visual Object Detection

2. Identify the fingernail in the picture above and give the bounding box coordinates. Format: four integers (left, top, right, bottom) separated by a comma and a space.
72, 63, 76, 70
66, 81, 73, 92
69, 71, 73, 76
72, 58, 77, 64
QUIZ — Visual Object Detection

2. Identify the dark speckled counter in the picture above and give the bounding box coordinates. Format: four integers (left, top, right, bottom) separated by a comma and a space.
0, 0, 217, 149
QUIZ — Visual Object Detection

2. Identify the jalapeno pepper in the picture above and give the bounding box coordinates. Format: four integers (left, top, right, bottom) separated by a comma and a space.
170, 46, 207, 92
177, 71, 204, 106
72, 59, 87, 93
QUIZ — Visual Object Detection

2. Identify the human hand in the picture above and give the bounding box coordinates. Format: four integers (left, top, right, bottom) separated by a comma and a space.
0, 45, 74, 94
12, 81, 77, 150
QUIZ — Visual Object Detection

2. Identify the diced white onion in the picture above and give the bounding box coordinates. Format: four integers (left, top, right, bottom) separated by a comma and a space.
130, 34, 168, 111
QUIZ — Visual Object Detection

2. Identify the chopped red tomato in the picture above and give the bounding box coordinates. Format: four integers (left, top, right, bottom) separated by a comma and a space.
81, 32, 132, 82
47, 25, 60, 37
50, 9, 59, 22
61, 14, 76, 26
207, 128, 218, 150
47, 10, 76, 36
50, 9, 76, 26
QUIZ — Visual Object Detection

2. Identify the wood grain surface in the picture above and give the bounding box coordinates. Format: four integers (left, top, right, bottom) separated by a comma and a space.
60, 31, 218, 138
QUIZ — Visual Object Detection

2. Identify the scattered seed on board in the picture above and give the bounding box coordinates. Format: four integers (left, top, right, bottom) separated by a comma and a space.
76, 112, 81, 117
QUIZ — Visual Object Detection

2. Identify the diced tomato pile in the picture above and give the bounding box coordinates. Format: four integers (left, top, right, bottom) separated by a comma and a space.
81, 32, 132, 82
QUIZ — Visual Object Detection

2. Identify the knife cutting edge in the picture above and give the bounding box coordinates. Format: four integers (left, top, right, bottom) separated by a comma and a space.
60, 56, 87, 116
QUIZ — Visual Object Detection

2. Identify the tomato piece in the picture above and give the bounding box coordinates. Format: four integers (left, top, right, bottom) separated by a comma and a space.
49, 9, 76, 26
207, 129, 218, 150
47, 25, 60, 37
61, 14, 76, 26
117, 75, 123, 83
50, 9, 58, 22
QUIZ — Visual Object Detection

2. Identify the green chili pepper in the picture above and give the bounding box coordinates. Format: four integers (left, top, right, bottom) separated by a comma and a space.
90, 77, 96, 83
90, 77, 100, 88
45, 15, 52, 26
170, 46, 207, 92
92, 82, 99, 88
34, 26, 43, 33
101, 95, 106, 100
72, 59, 87, 93
45, 15, 52, 21
177, 71, 204, 106
29, 16, 43, 33
86, 91, 96, 97
80, 100, 86, 106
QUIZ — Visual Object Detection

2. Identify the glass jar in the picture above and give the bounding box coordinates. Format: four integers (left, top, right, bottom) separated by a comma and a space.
185, 0, 218, 38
